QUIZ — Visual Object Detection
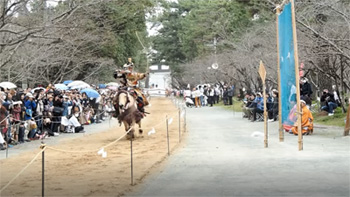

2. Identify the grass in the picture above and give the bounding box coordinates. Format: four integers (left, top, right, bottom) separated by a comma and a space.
312, 107, 348, 128
216, 98, 243, 112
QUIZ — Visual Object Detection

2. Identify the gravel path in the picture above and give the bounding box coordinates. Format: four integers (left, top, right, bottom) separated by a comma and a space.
132, 106, 350, 197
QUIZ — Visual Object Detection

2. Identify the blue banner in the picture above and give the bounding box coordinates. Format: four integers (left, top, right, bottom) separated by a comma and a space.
278, 2, 297, 127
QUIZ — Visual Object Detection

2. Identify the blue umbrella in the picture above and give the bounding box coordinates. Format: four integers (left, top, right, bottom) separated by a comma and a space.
54, 83, 68, 90
99, 84, 106, 89
80, 88, 100, 98
63, 80, 73, 85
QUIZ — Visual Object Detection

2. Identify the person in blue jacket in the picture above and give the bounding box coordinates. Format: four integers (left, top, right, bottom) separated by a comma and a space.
24, 94, 36, 121
62, 95, 72, 117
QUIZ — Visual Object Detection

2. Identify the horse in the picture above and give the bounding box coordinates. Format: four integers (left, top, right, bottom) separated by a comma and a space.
115, 90, 144, 139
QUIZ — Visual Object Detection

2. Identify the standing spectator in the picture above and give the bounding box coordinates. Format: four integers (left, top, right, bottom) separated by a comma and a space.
214, 86, 220, 104
223, 87, 228, 105
35, 93, 45, 133
24, 94, 37, 141
321, 89, 337, 116
52, 95, 63, 133
300, 78, 312, 106
199, 85, 204, 106
193, 88, 201, 108
227, 85, 234, 105
11, 101, 22, 141
62, 95, 72, 117
268, 90, 279, 121
24, 93, 36, 121
3, 93, 14, 143
0, 98, 9, 150
208, 86, 215, 107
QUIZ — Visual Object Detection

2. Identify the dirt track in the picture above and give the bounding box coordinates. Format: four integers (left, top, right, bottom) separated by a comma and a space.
0, 98, 185, 196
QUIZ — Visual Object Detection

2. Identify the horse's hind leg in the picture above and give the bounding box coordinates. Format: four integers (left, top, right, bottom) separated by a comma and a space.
138, 121, 143, 135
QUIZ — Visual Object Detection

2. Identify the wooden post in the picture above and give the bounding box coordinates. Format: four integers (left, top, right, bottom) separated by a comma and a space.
263, 83, 268, 148
42, 149, 45, 197
291, 0, 303, 151
276, 7, 284, 142
130, 138, 134, 185
166, 116, 170, 155
259, 61, 268, 148
178, 109, 181, 142
6, 142, 8, 158
344, 105, 350, 136
184, 108, 187, 133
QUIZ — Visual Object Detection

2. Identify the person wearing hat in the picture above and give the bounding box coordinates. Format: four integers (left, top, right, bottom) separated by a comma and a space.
290, 99, 313, 135
24, 93, 36, 121
114, 58, 149, 114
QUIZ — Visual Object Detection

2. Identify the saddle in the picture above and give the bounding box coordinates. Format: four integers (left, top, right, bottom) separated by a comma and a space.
113, 88, 149, 120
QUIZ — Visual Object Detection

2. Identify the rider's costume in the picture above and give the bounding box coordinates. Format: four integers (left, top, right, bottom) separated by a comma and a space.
113, 59, 149, 117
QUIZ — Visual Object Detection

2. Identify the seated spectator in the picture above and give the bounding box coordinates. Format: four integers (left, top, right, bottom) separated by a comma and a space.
320, 89, 337, 116
289, 100, 313, 135
242, 93, 255, 118
27, 119, 45, 140
251, 93, 264, 122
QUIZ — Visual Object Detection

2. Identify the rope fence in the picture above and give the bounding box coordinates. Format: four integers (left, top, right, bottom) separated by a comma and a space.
0, 98, 187, 196
0, 147, 46, 193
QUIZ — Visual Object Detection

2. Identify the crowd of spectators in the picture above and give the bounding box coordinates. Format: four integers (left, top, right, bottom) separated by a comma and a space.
175, 84, 235, 108
241, 90, 279, 122
0, 84, 116, 151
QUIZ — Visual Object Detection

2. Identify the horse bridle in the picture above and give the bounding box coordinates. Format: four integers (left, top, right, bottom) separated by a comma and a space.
119, 91, 130, 112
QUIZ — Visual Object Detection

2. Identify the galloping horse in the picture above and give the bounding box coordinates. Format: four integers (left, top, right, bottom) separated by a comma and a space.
115, 90, 144, 139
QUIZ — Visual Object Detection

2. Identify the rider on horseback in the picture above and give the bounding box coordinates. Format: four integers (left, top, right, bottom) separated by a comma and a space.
114, 58, 149, 117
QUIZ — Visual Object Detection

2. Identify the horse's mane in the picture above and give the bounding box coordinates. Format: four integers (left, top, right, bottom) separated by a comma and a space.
115, 89, 143, 124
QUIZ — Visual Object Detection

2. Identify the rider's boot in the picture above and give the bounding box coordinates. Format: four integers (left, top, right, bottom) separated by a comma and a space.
136, 99, 146, 117
113, 104, 119, 118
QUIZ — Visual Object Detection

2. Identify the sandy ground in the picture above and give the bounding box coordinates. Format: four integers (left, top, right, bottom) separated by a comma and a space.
0, 98, 185, 197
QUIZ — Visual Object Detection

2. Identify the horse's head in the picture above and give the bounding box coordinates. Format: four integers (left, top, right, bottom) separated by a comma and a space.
118, 91, 130, 113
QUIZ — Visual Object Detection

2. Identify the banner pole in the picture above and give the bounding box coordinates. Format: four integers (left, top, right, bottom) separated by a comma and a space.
291, 0, 303, 151
276, 7, 283, 142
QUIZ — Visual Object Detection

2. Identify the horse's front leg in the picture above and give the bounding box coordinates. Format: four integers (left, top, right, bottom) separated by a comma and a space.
138, 121, 143, 135
124, 122, 133, 140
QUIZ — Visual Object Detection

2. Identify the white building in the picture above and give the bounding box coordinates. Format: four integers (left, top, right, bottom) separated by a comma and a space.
147, 65, 171, 90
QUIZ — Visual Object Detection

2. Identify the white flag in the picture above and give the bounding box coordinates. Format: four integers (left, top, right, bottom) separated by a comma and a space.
97, 148, 104, 155
168, 118, 173, 125
148, 128, 156, 135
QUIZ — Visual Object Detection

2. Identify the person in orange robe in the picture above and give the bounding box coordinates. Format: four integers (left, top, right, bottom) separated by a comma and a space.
291, 100, 313, 135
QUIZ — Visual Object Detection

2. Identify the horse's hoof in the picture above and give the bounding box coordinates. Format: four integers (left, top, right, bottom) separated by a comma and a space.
139, 129, 143, 134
